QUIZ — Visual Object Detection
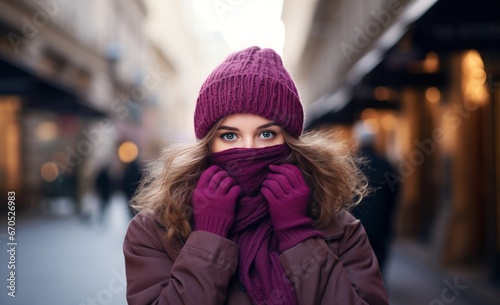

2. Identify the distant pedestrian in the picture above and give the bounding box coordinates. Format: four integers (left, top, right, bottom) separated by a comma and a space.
351, 123, 399, 275
121, 159, 142, 218
95, 166, 113, 223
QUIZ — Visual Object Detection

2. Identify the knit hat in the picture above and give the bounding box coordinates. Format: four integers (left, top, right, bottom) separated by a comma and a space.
194, 46, 303, 139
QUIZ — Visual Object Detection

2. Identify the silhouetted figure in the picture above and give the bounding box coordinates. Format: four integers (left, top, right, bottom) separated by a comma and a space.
351, 125, 399, 275
95, 166, 113, 222
122, 160, 142, 218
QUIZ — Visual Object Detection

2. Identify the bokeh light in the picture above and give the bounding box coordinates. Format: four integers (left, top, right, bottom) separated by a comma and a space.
363, 118, 380, 134
381, 113, 397, 131
118, 141, 139, 163
35, 121, 59, 141
425, 87, 441, 103
41, 162, 59, 182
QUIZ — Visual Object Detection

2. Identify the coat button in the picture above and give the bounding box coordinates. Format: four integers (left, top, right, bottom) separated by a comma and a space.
239, 283, 246, 292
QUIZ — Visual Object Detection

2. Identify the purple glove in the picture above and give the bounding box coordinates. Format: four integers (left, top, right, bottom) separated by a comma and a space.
192, 165, 242, 237
261, 164, 323, 252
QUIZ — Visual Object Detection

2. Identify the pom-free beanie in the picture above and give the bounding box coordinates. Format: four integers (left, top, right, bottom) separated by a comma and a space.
194, 46, 303, 139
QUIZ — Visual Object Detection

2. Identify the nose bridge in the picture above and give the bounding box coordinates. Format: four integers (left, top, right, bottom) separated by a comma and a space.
243, 135, 255, 148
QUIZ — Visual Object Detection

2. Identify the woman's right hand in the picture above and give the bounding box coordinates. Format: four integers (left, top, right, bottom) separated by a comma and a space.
192, 165, 241, 237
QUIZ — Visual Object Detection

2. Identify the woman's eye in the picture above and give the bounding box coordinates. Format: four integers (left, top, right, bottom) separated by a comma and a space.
259, 130, 276, 139
221, 133, 237, 141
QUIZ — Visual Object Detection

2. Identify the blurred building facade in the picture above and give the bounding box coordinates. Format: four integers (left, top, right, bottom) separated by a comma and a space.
0, 0, 198, 213
286, 0, 500, 290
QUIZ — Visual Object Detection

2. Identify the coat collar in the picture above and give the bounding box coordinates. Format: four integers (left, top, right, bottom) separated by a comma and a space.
320, 222, 344, 241
318, 210, 352, 241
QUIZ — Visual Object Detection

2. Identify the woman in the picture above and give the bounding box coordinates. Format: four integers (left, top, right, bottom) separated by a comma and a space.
123, 46, 389, 305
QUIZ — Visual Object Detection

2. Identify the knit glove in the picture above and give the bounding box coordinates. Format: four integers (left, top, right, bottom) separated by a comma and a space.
192, 165, 242, 237
261, 164, 323, 252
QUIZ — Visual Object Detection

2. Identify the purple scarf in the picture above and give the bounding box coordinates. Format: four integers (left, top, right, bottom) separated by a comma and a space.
209, 144, 298, 305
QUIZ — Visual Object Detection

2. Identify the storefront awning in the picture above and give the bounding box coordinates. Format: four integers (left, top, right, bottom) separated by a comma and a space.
306, 0, 500, 128
305, 0, 440, 128
0, 54, 107, 118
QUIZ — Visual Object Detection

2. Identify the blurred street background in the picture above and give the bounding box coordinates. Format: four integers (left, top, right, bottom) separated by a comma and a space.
1, 0, 500, 304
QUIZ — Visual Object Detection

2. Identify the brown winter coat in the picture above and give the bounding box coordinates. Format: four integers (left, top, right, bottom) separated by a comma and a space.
123, 209, 389, 305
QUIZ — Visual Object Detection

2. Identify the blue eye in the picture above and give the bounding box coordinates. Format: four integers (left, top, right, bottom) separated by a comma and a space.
221, 133, 237, 141
259, 130, 276, 139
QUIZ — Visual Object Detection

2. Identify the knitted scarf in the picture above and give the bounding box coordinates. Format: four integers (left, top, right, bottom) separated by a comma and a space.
208, 144, 298, 305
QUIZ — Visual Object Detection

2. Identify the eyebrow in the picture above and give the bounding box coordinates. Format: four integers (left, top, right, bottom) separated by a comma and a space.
217, 122, 278, 131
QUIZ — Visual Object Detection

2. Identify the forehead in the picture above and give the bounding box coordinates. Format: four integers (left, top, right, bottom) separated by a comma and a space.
219, 113, 273, 127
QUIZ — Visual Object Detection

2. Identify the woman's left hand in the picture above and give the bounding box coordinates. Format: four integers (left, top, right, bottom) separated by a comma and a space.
261, 164, 311, 232
262, 164, 323, 252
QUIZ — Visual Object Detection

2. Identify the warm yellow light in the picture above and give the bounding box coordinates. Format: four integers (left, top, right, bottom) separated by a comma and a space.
118, 141, 139, 163
471, 68, 487, 84
36, 121, 58, 141
0, 96, 21, 189
363, 118, 380, 134
381, 114, 397, 130
426, 87, 441, 103
41, 162, 59, 182
461, 50, 489, 105
423, 52, 439, 73
360, 108, 378, 120
473, 86, 489, 101
374, 86, 391, 101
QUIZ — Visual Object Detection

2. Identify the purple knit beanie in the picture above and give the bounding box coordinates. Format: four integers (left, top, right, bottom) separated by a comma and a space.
194, 46, 303, 139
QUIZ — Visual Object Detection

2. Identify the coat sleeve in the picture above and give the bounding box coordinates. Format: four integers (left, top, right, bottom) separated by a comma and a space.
123, 213, 239, 305
279, 212, 389, 305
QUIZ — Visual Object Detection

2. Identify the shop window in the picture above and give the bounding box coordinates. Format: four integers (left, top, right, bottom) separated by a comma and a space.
0, 96, 21, 191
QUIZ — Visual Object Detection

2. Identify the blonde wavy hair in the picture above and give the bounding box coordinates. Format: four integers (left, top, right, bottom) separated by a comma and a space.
131, 122, 369, 240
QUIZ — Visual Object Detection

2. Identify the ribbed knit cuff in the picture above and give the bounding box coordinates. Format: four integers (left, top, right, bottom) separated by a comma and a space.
275, 227, 324, 253
194, 214, 233, 237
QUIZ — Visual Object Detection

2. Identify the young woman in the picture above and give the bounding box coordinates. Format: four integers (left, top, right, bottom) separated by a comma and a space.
123, 46, 389, 305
